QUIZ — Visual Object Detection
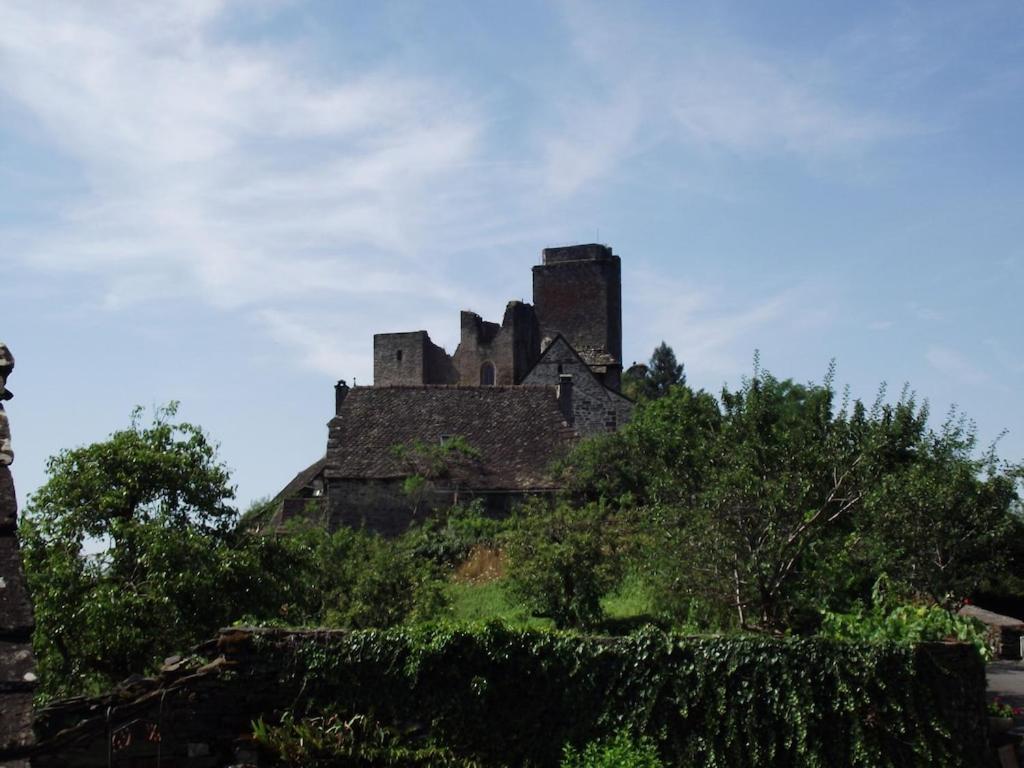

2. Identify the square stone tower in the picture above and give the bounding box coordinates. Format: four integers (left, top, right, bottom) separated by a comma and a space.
532, 244, 622, 390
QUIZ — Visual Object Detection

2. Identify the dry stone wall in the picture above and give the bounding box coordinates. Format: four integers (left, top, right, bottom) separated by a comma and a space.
0, 343, 37, 768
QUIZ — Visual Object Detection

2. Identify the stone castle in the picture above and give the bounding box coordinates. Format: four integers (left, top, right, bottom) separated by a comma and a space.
273, 243, 634, 534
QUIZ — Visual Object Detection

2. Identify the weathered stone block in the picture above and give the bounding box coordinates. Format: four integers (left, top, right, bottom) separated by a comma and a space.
0, 410, 11, 467
0, 537, 33, 638
0, 692, 33, 753
0, 468, 15, 532
0, 642, 35, 691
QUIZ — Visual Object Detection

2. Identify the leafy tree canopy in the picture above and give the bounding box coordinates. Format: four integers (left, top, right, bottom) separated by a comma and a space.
561, 356, 1023, 631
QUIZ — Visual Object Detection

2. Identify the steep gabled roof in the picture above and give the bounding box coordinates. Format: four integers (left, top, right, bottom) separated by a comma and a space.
325, 386, 577, 490
532, 334, 633, 405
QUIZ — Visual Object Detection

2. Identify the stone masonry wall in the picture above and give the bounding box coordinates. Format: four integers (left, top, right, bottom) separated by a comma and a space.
452, 302, 540, 386
327, 478, 423, 536
532, 245, 622, 367
523, 338, 633, 437
326, 479, 521, 537
374, 331, 428, 385
0, 343, 37, 768
374, 331, 457, 386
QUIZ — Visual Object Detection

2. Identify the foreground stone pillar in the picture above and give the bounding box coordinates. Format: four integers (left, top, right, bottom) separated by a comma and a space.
0, 343, 37, 767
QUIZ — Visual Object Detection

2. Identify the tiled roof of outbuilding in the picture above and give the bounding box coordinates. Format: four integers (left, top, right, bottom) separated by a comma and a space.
325, 386, 577, 490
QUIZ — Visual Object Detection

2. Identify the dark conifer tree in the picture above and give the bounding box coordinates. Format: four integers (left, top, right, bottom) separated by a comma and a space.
642, 341, 685, 399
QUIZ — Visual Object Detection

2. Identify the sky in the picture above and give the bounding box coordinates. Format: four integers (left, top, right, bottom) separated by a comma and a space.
1, 0, 1022, 511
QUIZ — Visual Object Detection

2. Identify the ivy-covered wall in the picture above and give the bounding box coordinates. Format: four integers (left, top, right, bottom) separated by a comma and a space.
278, 625, 987, 767
32, 625, 987, 768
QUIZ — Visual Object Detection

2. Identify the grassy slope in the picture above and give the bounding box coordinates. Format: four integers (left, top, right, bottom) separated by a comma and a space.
444, 571, 660, 632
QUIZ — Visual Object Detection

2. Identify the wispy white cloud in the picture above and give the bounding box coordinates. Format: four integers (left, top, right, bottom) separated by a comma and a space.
0, 0, 921, 379
535, 1, 914, 196
0, 1, 543, 377
0, 1, 493, 328
910, 303, 944, 322
624, 268, 831, 377
668, 53, 906, 154
984, 339, 1024, 376
926, 344, 990, 387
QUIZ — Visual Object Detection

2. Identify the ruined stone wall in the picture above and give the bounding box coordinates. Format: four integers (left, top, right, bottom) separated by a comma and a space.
373, 331, 457, 386
452, 302, 540, 386
532, 245, 622, 368
423, 335, 459, 385
523, 339, 633, 437
0, 343, 37, 767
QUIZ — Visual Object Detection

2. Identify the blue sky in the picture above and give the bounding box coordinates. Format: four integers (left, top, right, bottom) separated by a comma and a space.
2, 0, 1022, 510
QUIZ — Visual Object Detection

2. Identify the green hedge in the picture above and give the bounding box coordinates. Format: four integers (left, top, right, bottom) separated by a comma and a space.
253, 624, 986, 768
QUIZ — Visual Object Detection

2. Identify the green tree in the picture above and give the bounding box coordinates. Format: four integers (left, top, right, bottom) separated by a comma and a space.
20, 405, 452, 698
558, 383, 721, 510
862, 409, 1022, 606
623, 342, 685, 401
504, 500, 623, 629
563, 357, 1022, 632
20, 403, 246, 696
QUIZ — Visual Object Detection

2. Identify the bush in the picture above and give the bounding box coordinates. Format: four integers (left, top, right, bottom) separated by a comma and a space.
404, 500, 507, 567
504, 501, 623, 629
818, 582, 991, 661
561, 730, 663, 768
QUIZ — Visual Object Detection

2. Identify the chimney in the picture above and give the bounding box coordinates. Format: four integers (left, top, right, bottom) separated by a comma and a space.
334, 379, 350, 415
557, 373, 574, 425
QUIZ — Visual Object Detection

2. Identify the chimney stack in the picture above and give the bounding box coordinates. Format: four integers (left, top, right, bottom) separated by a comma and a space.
334, 379, 350, 415
557, 373, 574, 425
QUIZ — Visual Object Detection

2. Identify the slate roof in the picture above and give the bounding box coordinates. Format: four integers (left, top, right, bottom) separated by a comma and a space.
326, 386, 577, 490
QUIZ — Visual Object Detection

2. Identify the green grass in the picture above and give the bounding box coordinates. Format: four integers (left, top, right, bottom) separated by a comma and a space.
443, 579, 551, 628
442, 573, 663, 633
602, 572, 656, 620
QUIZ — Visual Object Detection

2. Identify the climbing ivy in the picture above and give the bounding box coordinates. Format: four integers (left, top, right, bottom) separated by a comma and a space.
253, 624, 986, 768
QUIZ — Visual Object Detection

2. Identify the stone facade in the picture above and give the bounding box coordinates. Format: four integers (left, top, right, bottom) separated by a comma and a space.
451, 301, 541, 386
532, 244, 622, 390
373, 330, 458, 386
0, 343, 36, 768
371, 244, 624, 394
522, 335, 633, 437
277, 244, 634, 535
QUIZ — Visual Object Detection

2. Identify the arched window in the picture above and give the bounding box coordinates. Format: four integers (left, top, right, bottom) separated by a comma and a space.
480, 361, 496, 386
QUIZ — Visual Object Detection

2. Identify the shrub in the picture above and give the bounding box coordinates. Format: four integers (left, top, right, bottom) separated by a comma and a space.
818, 579, 991, 660
561, 730, 663, 768
504, 501, 624, 629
